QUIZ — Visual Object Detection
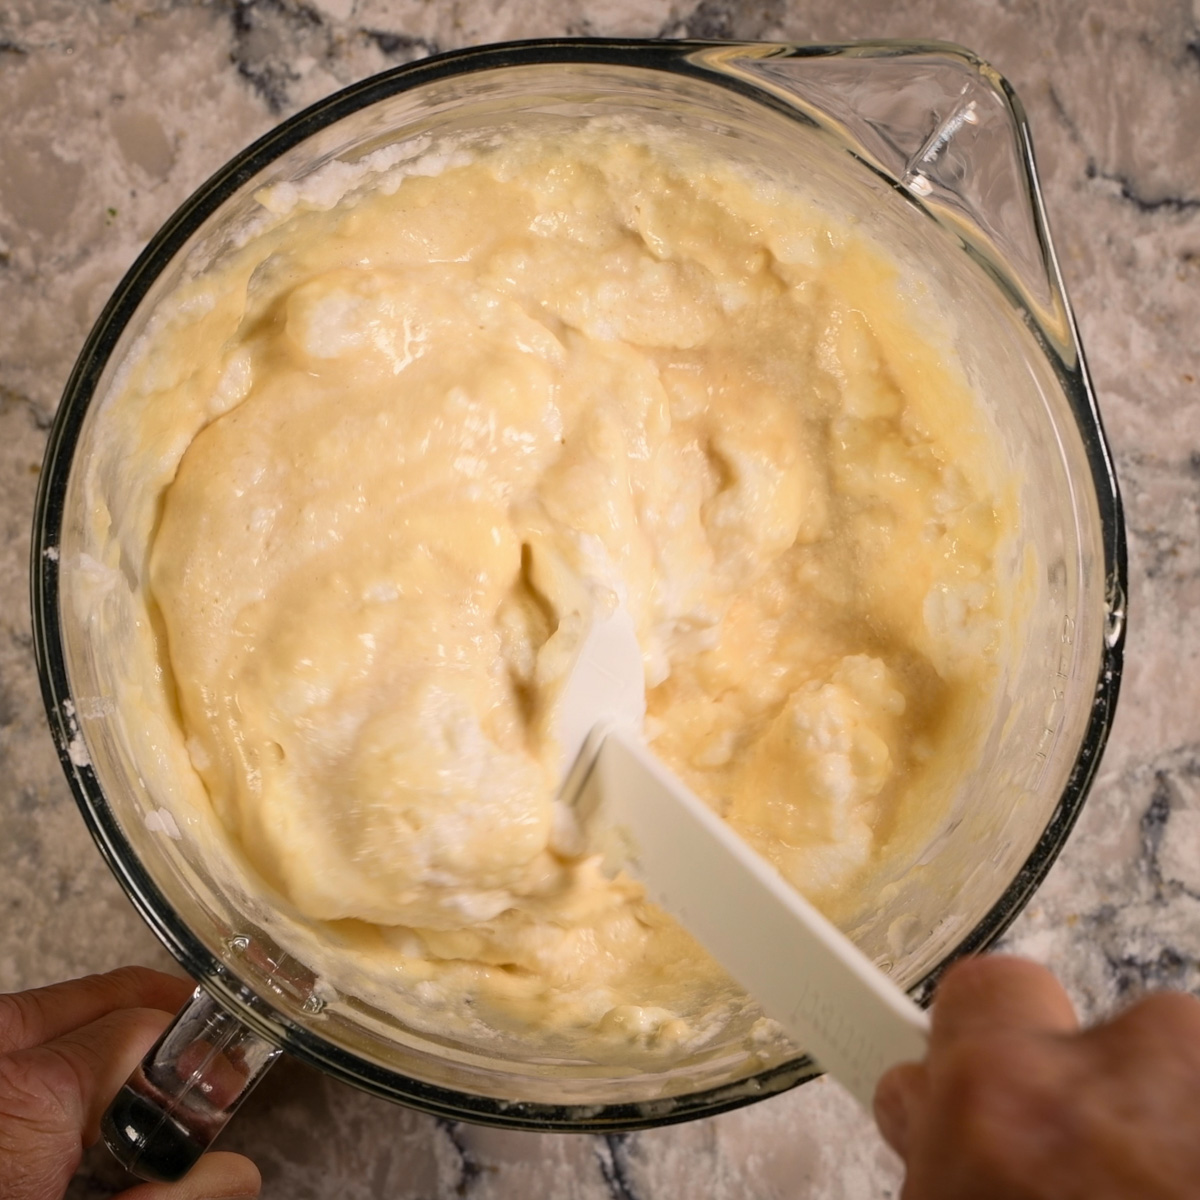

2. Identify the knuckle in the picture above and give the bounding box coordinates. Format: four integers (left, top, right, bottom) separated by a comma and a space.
938, 955, 1058, 1010
95, 965, 183, 1010
0, 1049, 77, 1135
1132, 989, 1200, 1029
938, 1038, 1004, 1105
1102, 991, 1200, 1066
934, 955, 993, 1002
1110, 991, 1200, 1041
0, 991, 39, 1053
99, 965, 150, 993
77, 968, 132, 1005
935, 956, 1016, 1012
934, 1039, 1056, 1175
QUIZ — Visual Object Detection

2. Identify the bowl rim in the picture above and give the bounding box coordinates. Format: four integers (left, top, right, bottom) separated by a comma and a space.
29, 36, 1127, 1131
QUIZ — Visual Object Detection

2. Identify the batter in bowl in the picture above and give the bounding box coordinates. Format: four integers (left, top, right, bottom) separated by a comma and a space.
91, 122, 1014, 1055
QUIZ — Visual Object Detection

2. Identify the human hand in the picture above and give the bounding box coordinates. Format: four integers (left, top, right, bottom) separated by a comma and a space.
0, 967, 260, 1200
874, 954, 1200, 1199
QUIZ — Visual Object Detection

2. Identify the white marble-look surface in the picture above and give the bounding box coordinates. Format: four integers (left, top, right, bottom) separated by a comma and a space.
1, 1, 1198, 1197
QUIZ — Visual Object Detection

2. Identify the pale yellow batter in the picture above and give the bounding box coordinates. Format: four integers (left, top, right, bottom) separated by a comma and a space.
95, 124, 1013, 1054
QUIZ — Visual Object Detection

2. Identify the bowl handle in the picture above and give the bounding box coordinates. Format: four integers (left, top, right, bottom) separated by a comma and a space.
100, 984, 282, 1183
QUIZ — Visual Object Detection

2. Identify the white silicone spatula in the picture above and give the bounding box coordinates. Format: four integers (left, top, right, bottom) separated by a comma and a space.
558, 607, 930, 1110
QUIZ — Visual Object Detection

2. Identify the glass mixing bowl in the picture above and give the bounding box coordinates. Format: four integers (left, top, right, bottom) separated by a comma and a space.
30, 38, 1125, 1181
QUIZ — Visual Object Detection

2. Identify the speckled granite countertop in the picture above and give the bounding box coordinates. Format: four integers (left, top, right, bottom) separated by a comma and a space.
1, 1, 1198, 1197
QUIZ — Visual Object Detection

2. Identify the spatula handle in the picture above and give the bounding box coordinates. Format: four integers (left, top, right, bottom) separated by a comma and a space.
587, 729, 930, 1109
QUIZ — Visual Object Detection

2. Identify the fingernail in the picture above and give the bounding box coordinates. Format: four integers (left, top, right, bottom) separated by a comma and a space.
873, 1075, 912, 1156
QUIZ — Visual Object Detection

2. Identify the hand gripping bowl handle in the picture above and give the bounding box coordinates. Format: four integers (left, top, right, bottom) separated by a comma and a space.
101, 987, 281, 1182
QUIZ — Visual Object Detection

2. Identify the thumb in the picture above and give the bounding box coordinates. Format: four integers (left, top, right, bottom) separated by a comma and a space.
0, 1007, 172, 1200
40, 1007, 177, 1145
874, 1060, 926, 1157
116, 1151, 261, 1200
